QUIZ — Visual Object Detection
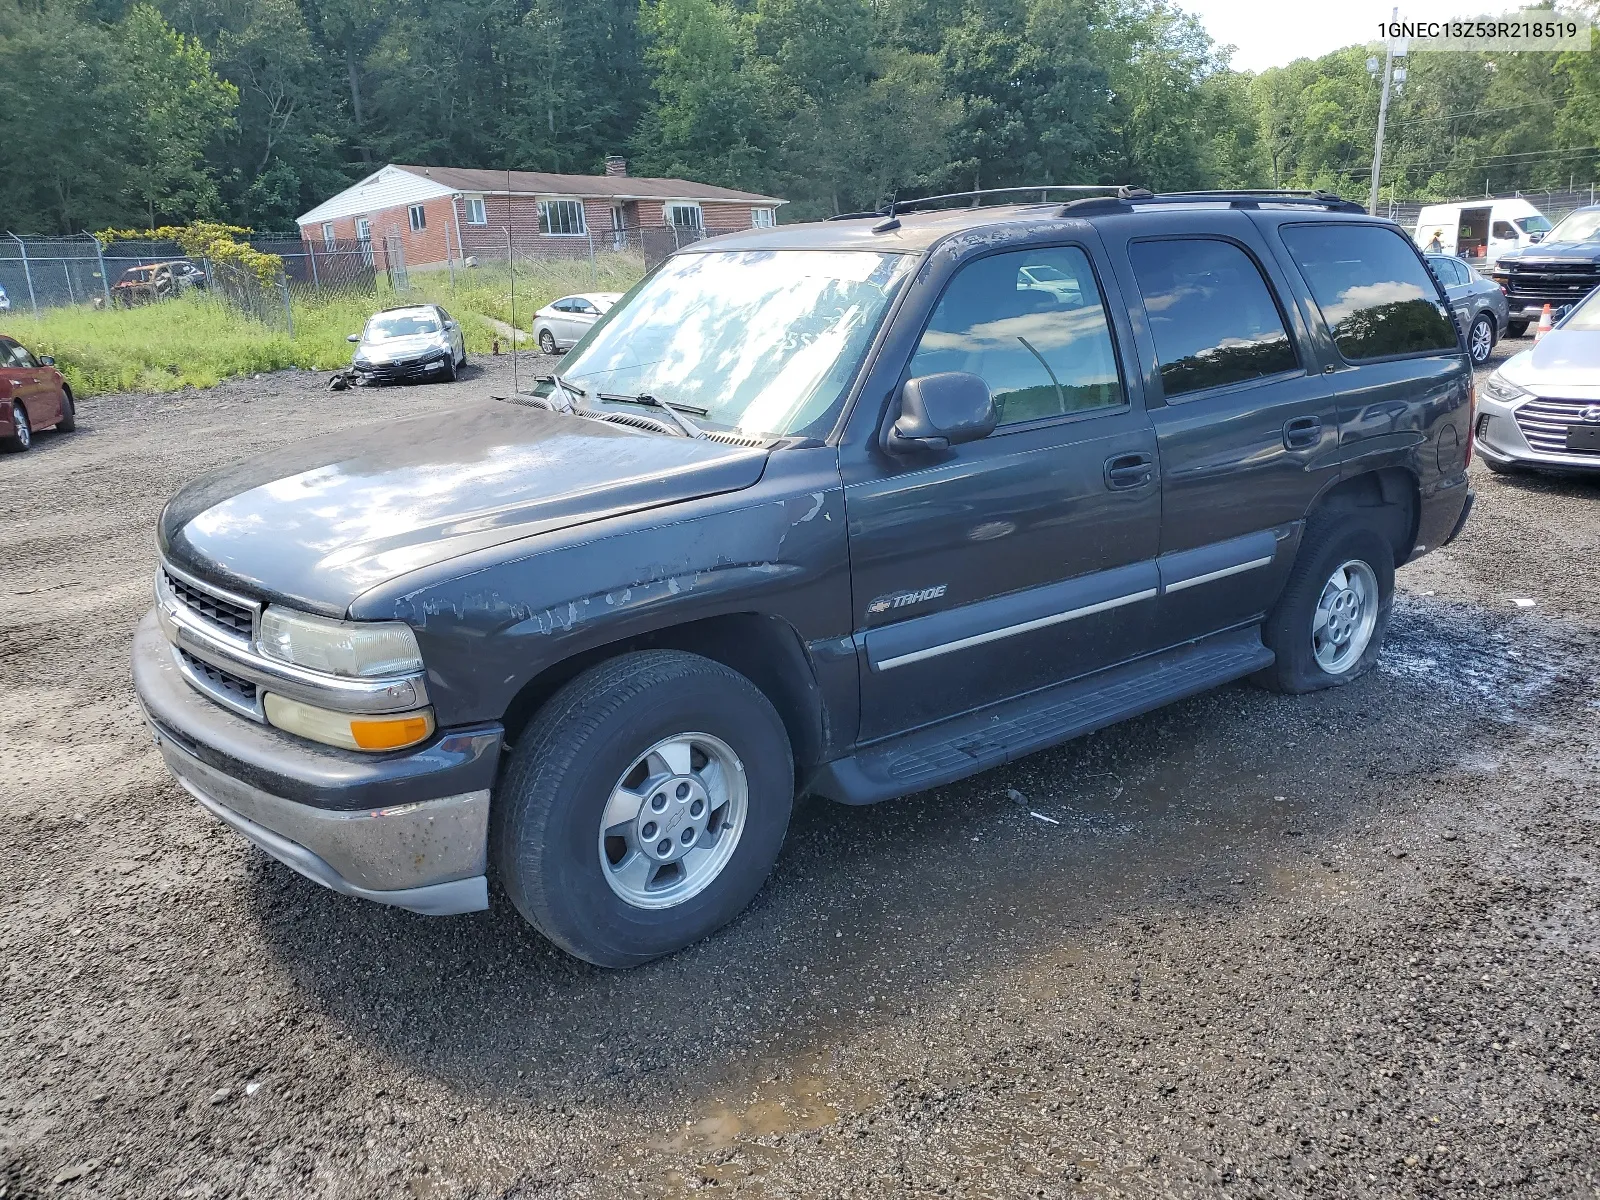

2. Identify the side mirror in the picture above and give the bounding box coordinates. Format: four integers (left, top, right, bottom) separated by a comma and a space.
887, 372, 996, 454
38, 355, 55, 366
347, 333, 361, 343
444, 320, 459, 330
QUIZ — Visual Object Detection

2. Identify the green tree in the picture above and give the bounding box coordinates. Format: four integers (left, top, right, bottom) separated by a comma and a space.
121, 3, 239, 225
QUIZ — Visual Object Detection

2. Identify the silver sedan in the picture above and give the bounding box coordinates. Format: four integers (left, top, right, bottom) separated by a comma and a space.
1477, 287, 1600, 475
1428, 254, 1512, 365
532, 292, 623, 355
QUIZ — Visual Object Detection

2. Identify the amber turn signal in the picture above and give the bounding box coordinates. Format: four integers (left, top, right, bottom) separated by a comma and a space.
350, 713, 435, 750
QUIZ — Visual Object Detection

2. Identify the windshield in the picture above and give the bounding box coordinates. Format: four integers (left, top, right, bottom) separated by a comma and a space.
1516, 214, 1553, 234
367, 312, 440, 340
1545, 209, 1600, 243
557, 249, 915, 438
1559, 287, 1600, 330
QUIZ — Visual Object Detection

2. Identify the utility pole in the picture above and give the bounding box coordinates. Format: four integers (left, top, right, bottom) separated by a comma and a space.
1368, 10, 1406, 216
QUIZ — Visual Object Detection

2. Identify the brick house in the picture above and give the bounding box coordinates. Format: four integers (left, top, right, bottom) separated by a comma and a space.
295, 158, 785, 269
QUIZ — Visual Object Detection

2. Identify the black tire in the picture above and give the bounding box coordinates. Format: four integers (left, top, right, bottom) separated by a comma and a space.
441, 355, 458, 383
55, 388, 76, 432
495, 650, 794, 967
1507, 320, 1529, 338
1468, 313, 1495, 364
2, 401, 30, 452
1254, 513, 1396, 694
538, 329, 557, 355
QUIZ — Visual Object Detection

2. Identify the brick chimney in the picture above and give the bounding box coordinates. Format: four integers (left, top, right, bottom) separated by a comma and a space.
605, 155, 628, 177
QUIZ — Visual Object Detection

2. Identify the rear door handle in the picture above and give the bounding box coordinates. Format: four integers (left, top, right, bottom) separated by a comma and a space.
1104, 452, 1154, 490
1283, 415, 1322, 449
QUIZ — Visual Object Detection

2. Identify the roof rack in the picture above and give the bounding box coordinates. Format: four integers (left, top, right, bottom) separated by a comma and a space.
1060, 189, 1368, 216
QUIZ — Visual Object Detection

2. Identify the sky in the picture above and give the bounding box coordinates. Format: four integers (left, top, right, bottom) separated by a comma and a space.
1175, 0, 1534, 72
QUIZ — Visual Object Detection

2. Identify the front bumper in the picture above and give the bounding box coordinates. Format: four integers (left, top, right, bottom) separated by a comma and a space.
1477, 397, 1600, 473
353, 352, 452, 383
134, 610, 501, 914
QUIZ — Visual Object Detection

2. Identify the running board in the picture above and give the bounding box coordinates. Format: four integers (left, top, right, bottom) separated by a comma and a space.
811, 627, 1273, 806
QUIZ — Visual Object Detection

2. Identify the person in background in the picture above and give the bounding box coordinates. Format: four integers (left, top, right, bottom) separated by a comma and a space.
1426, 229, 1445, 253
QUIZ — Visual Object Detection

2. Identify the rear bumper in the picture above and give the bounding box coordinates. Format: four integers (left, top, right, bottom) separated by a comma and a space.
133, 609, 500, 914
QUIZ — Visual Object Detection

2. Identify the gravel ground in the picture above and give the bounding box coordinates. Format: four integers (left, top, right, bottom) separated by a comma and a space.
2, 342, 1597, 1199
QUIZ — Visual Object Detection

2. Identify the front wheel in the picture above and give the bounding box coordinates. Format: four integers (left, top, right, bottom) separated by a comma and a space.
1507, 320, 1529, 339
538, 329, 557, 355
441, 355, 458, 383
1468, 314, 1495, 364
494, 650, 794, 967
2, 402, 31, 452
1255, 515, 1395, 694
55, 389, 76, 432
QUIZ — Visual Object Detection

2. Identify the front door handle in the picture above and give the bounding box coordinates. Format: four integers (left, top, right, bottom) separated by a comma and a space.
1283, 415, 1323, 450
1104, 452, 1154, 490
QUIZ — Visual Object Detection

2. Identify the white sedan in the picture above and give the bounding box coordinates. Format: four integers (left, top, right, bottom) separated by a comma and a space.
533, 293, 622, 354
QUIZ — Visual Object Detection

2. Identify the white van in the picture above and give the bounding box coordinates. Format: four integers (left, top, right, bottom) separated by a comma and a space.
1413, 199, 1552, 263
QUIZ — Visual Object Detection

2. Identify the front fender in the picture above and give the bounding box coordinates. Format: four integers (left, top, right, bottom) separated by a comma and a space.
354, 447, 855, 730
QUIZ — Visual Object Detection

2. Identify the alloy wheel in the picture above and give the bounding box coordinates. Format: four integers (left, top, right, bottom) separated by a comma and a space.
1311, 558, 1379, 674
597, 732, 748, 910
1470, 316, 1494, 364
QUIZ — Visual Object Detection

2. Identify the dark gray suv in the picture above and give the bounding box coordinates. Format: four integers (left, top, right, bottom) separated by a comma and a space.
133, 189, 1476, 966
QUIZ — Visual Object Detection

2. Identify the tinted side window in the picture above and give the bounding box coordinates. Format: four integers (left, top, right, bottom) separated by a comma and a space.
1127, 238, 1298, 400
1427, 257, 1462, 287
908, 246, 1124, 426
1281, 224, 1458, 360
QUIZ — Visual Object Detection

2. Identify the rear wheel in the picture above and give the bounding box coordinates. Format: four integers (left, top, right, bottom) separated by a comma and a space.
495, 650, 794, 967
1468, 314, 1495, 364
1255, 515, 1395, 694
55, 389, 76, 432
1507, 320, 1529, 338
2, 402, 30, 452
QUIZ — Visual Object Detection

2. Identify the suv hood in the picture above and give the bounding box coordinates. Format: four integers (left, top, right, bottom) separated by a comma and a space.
1497, 240, 1600, 265
160, 400, 771, 615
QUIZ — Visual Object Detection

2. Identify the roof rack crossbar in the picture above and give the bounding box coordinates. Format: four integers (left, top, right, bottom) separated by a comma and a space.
1059, 189, 1368, 216
895, 184, 1129, 212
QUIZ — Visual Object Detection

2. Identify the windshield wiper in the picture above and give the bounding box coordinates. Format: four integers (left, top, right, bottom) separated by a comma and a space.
601, 392, 707, 438
536, 374, 588, 413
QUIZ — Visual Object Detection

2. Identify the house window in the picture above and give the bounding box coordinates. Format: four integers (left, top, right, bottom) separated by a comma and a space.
751, 208, 776, 228
539, 199, 587, 236
665, 202, 704, 232
321, 222, 335, 246
408, 204, 427, 232
465, 196, 487, 225
355, 217, 371, 242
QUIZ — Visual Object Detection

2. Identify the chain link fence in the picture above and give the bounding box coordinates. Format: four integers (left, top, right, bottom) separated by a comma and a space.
0, 220, 691, 343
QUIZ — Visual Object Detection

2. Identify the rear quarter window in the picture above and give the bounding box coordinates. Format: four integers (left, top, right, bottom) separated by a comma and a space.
1280, 224, 1458, 361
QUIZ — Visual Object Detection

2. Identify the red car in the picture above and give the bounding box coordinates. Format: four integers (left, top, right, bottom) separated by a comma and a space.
1, 334, 75, 452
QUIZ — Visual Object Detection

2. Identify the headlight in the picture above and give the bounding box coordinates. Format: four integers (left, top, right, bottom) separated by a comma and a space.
1482, 371, 1529, 405
257, 607, 423, 678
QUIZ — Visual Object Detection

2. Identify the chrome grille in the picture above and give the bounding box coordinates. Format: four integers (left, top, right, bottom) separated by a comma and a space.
1514, 398, 1600, 456
163, 567, 255, 638
176, 649, 257, 704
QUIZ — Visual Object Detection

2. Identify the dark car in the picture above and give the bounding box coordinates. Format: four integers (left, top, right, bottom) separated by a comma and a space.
1488, 205, 1600, 336
1427, 254, 1510, 364
133, 189, 1475, 967
347, 303, 467, 383
1, 334, 76, 451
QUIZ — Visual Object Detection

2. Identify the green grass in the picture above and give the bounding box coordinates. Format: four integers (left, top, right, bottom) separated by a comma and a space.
16, 252, 646, 397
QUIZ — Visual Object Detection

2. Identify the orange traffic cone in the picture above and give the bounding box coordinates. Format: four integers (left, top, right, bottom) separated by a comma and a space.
1535, 303, 1554, 343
